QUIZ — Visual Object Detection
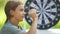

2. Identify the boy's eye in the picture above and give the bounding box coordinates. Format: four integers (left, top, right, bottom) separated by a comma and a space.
20, 9, 24, 11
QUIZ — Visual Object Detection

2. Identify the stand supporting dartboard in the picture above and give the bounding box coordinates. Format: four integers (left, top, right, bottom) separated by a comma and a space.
25, 0, 60, 30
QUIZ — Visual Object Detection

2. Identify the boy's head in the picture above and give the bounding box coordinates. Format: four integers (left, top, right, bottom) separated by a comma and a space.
5, 0, 25, 22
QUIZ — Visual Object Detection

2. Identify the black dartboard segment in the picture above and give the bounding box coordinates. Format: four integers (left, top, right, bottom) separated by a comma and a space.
25, 0, 60, 30
56, 0, 60, 19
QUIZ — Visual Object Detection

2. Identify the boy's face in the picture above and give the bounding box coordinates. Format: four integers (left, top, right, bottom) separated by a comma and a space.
12, 4, 25, 21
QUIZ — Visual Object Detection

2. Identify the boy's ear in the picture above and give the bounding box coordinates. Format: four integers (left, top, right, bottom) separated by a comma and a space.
10, 10, 15, 15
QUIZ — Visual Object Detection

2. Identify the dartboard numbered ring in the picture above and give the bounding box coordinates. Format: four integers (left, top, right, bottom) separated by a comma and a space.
25, 0, 60, 30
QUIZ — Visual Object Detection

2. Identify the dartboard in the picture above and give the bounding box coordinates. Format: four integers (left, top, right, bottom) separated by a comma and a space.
25, 0, 60, 30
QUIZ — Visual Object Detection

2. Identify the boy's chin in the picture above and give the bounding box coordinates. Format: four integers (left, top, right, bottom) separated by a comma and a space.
19, 19, 23, 21
19, 18, 24, 21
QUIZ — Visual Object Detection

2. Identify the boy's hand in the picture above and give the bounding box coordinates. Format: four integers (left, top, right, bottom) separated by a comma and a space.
29, 9, 38, 21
